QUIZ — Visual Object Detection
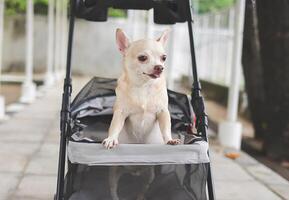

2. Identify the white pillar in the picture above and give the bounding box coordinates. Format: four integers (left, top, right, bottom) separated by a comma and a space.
127, 10, 134, 37
225, 8, 235, 85
54, 0, 61, 80
44, 0, 55, 87
146, 10, 154, 39
131, 11, 137, 40
60, 0, 67, 75
201, 15, 209, 80
218, 0, 246, 150
167, 25, 175, 90
211, 13, 221, 82
0, 0, 6, 119
131, 10, 144, 40
20, 0, 36, 103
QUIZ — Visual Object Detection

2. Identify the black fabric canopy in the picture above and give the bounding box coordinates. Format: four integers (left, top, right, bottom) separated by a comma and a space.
75, 0, 190, 24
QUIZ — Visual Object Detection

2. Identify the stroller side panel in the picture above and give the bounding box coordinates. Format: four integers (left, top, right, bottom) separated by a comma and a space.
65, 163, 208, 200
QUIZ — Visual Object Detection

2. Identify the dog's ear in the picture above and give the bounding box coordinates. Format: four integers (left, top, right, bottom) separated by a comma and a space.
116, 28, 130, 55
157, 29, 170, 46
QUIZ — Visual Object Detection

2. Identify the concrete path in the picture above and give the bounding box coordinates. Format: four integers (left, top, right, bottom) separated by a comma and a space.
210, 144, 289, 200
0, 78, 288, 200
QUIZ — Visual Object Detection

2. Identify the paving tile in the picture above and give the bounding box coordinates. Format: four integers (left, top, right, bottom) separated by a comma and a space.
0, 173, 21, 199
0, 142, 39, 173
45, 121, 60, 144
247, 165, 289, 185
0, 131, 46, 143
212, 162, 254, 181
215, 180, 282, 200
210, 151, 233, 166
0, 153, 28, 173
25, 156, 58, 175
0, 142, 39, 156
0, 119, 53, 132
45, 131, 60, 144
235, 151, 259, 166
269, 184, 289, 200
13, 104, 59, 116
14, 112, 58, 120
9, 196, 51, 200
37, 143, 59, 158
14, 175, 56, 199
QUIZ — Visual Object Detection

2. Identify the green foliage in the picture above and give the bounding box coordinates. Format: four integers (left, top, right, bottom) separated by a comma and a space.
5, 0, 25, 15
5, 0, 48, 15
197, 0, 235, 13
108, 8, 126, 18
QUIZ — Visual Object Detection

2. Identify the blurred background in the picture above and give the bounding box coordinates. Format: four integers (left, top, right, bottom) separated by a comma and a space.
0, 0, 288, 199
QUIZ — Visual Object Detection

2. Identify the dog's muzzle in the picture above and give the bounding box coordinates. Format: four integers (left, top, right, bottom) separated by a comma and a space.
143, 72, 161, 79
143, 65, 163, 79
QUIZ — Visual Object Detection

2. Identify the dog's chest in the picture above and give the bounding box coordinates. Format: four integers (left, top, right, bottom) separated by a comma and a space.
128, 87, 162, 114
126, 87, 163, 131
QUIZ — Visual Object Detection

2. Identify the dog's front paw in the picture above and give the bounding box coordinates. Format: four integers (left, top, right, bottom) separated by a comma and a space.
167, 139, 181, 145
102, 137, 119, 149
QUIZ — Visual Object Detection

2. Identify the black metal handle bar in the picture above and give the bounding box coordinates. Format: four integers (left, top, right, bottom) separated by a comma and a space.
55, 0, 76, 199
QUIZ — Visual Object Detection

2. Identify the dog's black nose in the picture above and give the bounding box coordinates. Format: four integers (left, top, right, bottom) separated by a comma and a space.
154, 65, 164, 73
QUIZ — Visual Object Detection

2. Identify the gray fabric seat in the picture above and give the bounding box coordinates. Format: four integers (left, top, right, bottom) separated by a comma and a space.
68, 141, 209, 166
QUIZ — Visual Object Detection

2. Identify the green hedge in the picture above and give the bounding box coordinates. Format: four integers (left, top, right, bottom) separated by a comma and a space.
108, 8, 126, 18
5, 0, 48, 15
197, 0, 235, 13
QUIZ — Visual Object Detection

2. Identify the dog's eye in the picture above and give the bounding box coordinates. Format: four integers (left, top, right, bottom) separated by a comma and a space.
161, 55, 167, 62
138, 55, 148, 62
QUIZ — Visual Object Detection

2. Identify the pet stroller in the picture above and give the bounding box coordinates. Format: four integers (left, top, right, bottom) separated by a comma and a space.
55, 0, 215, 200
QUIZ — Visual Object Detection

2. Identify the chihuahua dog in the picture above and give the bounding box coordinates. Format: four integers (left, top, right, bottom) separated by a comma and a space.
102, 28, 180, 149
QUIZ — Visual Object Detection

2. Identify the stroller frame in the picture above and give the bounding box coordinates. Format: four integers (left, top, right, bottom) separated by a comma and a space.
55, 0, 215, 199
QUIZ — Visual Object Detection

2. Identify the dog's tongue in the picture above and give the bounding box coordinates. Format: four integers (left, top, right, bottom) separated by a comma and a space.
143, 71, 161, 79
149, 73, 160, 79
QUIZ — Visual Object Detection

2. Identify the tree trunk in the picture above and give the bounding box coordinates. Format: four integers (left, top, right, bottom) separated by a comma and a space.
242, 0, 268, 140
256, 0, 289, 160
